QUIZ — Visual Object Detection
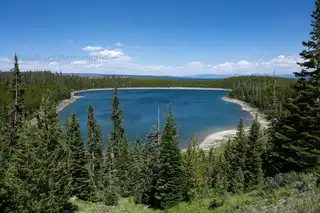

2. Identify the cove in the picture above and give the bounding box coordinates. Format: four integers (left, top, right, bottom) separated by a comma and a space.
58, 89, 252, 148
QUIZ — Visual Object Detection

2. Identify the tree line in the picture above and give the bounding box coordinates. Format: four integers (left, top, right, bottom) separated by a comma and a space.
228, 76, 295, 119
0, 69, 295, 121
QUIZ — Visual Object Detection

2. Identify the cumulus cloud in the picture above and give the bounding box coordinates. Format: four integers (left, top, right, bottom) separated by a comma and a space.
237, 60, 251, 66
214, 62, 233, 71
71, 60, 87, 65
0, 51, 303, 76
90, 49, 125, 59
82, 46, 105, 51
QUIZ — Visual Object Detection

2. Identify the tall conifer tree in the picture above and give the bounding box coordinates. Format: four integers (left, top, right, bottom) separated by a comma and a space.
107, 88, 131, 197
67, 112, 94, 200
228, 119, 247, 193
4, 93, 71, 213
108, 87, 125, 158
5, 55, 25, 157
184, 134, 203, 200
245, 116, 264, 190
268, 0, 320, 175
134, 126, 159, 204
234, 119, 247, 171
87, 105, 103, 190
154, 106, 186, 210
130, 135, 144, 198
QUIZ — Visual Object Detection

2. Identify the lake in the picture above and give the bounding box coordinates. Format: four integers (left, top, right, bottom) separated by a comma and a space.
59, 89, 252, 148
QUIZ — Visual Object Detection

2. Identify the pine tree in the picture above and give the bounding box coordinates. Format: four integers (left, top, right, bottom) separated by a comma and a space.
8, 55, 25, 157
115, 136, 131, 197
87, 105, 103, 192
107, 88, 131, 197
67, 112, 94, 201
234, 119, 247, 171
0, 56, 25, 211
199, 148, 210, 192
184, 134, 203, 200
103, 136, 119, 206
212, 154, 228, 196
154, 106, 186, 210
268, 1, 320, 175
134, 126, 159, 205
228, 119, 247, 193
108, 87, 125, 159
207, 147, 215, 188
3, 93, 71, 213
1, 55, 25, 159
223, 139, 235, 192
245, 116, 264, 190
231, 168, 244, 194
129, 135, 144, 199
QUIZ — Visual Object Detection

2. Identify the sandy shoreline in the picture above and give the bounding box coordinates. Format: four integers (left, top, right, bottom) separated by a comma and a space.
199, 97, 269, 150
57, 87, 268, 150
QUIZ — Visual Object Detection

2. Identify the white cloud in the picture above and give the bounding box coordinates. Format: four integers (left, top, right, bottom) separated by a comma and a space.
115, 42, 140, 48
0, 57, 10, 62
237, 60, 251, 66
82, 46, 105, 51
214, 62, 233, 71
0, 51, 303, 76
90, 49, 124, 58
189, 61, 202, 66
71, 60, 88, 65
115, 42, 123, 47
49, 61, 59, 65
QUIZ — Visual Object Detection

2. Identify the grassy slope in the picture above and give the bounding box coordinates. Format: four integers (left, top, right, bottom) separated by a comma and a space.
74, 186, 320, 213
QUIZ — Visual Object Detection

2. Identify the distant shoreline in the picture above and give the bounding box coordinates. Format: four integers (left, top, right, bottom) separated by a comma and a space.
56, 87, 268, 150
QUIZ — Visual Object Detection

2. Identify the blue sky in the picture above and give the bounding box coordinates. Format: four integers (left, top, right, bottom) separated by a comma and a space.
0, 0, 315, 76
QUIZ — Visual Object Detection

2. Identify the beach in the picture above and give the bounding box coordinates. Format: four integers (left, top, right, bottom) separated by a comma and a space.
57, 87, 268, 150
56, 94, 83, 113
199, 97, 269, 150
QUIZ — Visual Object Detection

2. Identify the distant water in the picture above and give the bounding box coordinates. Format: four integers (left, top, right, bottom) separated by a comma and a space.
59, 89, 252, 148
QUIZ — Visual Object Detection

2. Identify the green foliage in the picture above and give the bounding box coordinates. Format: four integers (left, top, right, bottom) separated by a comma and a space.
66, 113, 94, 201
129, 135, 144, 200
3, 94, 72, 213
267, 0, 320, 176
184, 134, 207, 200
228, 76, 295, 119
134, 126, 159, 205
86, 105, 103, 194
106, 88, 132, 197
228, 119, 247, 193
154, 106, 187, 209
245, 116, 264, 191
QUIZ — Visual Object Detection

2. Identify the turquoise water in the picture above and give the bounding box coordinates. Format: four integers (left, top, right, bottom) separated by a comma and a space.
59, 89, 252, 148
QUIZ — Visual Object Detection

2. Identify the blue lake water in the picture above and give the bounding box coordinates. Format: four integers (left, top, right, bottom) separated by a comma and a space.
59, 89, 252, 148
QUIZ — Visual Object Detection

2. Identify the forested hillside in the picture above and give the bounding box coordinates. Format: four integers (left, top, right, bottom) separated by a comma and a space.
0, 70, 295, 120
228, 76, 295, 119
